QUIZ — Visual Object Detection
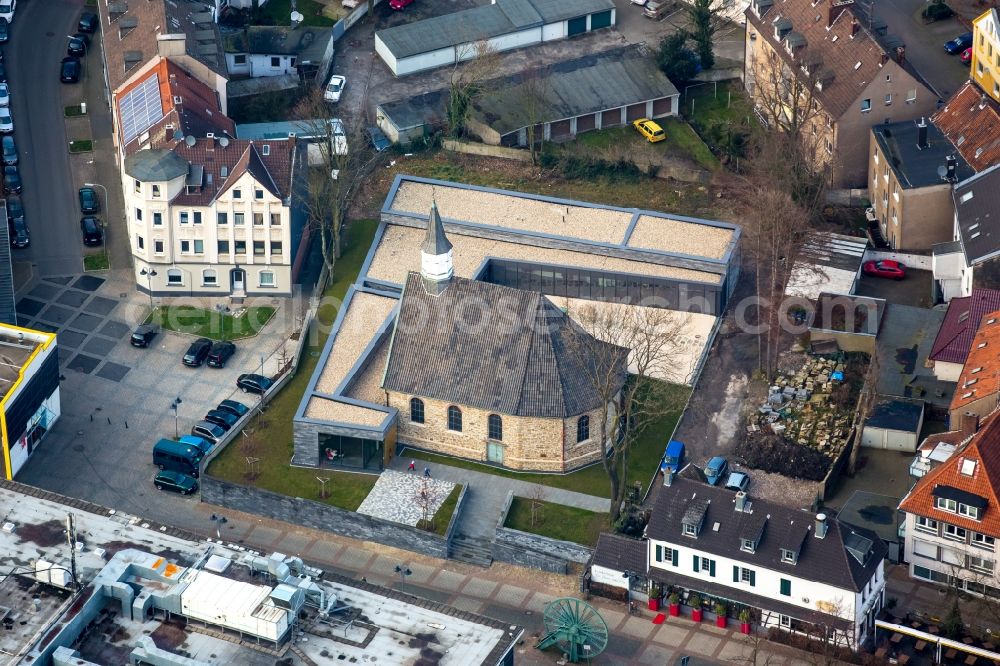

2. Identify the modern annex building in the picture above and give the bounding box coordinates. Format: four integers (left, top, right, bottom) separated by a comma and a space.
292, 176, 740, 473
0, 324, 59, 480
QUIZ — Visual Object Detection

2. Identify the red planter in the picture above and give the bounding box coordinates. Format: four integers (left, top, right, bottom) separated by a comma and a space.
692, 608, 703, 623
669, 603, 680, 617
716, 615, 727, 628
740, 622, 752, 635
648, 598, 660, 611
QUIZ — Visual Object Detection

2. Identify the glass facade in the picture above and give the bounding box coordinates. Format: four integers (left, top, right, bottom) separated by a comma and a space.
319, 433, 383, 471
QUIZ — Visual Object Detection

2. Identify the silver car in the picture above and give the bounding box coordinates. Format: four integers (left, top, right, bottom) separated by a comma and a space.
0, 83, 9, 107
0, 107, 12, 134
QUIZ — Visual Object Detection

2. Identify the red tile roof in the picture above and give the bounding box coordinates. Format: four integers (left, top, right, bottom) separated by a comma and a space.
932, 81, 1000, 172
951, 309, 1000, 412
168, 137, 295, 207
930, 289, 1000, 364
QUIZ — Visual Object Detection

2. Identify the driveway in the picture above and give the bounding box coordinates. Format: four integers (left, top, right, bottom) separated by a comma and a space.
855, 268, 934, 308
15, 270, 296, 517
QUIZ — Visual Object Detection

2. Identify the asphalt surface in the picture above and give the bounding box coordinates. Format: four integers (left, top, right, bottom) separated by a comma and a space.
8, 0, 87, 276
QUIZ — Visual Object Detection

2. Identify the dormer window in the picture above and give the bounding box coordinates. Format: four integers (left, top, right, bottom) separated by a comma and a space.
683, 523, 697, 537
780, 548, 798, 564
741, 538, 756, 553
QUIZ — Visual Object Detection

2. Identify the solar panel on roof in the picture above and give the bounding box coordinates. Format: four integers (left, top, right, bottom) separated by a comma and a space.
119, 75, 164, 144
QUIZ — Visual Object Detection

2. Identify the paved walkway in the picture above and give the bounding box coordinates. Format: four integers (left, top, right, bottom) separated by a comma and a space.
389, 454, 611, 539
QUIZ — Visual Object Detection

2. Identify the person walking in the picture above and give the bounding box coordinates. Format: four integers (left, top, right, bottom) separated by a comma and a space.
408, 460, 416, 472
423, 467, 431, 477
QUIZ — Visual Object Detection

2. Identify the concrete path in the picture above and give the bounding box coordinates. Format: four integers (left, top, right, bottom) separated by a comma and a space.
389, 454, 611, 540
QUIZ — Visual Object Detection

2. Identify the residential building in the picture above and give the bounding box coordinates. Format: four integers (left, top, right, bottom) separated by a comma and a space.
933, 164, 1000, 301
221, 26, 330, 79
949, 309, 1000, 422
900, 410, 1000, 597
971, 9, 1000, 104
601, 476, 886, 649
932, 81, 1000, 172
0, 324, 59, 480
744, 0, 938, 188
122, 137, 302, 296
929, 288, 1000, 381
868, 119, 973, 250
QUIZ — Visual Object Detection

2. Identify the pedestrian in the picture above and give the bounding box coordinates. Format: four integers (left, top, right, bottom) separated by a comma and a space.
423, 466, 431, 477
408, 460, 416, 472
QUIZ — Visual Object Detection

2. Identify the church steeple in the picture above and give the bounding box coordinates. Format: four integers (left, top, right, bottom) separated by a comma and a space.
420, 199, 453, 288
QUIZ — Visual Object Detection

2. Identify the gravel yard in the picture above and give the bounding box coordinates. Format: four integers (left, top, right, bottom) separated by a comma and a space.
315, 292, 397, 394
366, 224, 724, 286
305, 397, 388, 427
743, 468, 822, 511
356, 470, 456, 526
628, 215, 735, 260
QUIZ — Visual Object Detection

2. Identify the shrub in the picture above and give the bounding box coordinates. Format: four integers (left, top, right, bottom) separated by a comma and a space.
922, 0, 954, 21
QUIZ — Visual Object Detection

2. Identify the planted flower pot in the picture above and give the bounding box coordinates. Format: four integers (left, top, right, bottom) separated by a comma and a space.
692, 608, 703, 622
716, 614, 728, 628
669, 603, 681, 617
741, 622, 752, 634
648, 597, 660, 611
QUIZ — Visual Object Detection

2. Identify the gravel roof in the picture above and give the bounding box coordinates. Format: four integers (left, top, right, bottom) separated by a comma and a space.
392, 181, 632, 245
344, 335, 391, 405
304, 397, 387, 427
367, 225, 723, 285
627, 215, 733, 260
315, 292, 397, 394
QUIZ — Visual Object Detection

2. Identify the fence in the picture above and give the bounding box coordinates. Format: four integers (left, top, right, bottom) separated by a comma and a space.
442, 140, 532, 162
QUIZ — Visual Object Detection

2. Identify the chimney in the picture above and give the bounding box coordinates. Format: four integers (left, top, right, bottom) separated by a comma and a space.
735, 491, 747, 512
206, 132, 215, 151
917, 118, 928, 149
961, 412, 980, 438
851, 18, 860, 37
946, 155, 957, 181
815, 513, 828, 539
828, 0, 854, 27
896, 45, 906, 65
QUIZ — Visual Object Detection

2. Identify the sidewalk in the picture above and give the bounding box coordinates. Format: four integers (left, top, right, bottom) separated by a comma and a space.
388, 455, 611, 539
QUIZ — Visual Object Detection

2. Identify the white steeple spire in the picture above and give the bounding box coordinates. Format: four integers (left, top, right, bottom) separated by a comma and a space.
420, 198, 453, 285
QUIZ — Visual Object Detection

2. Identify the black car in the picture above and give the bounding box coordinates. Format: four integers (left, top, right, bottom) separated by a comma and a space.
67, 33, 89, 57
78, 186, 100, 213
130, 323, 160, 347
8, 217, 27, 248
78, 12, 98, 33
3, 165, 19, 194
6, 197, 23, 222
204, 409, 238, 431
0, 19, 8, 44
154, 470, 199, 495
365, 126, 391, 152
206, 340, 235, 368
0, 61, 7, 84
80, 216, 102, 245
217, 399, 249, 418
237, 373, 273, 394
182, 337, 213, 367
2, 135, 15, 166
60, 57, 81, 83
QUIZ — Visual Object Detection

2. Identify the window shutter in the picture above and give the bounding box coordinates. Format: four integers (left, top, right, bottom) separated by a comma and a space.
709, 560, 716, 577
749, 570, 756, 587
672, 549, 679, 567
733, 566, 740, 582
655, 545, 663, 563
693, 555, 700, 573
780, 578, 791, 596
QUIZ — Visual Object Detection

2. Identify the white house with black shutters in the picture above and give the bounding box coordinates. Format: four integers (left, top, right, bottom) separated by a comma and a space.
639, 477, 886, 649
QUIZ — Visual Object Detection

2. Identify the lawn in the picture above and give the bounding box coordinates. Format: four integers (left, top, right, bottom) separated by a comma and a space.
69, 139, 93, 153
228, 88, 308, 125
428, 484, 463, 536
205, 220, 380, 510
575, 122, 719, 172
148, 306, 276, 340
253, 0, 337, 27
504, 497, 608, 546
681, 80, 758, 161
402, 385, 690, 499
83, 254, 109, 271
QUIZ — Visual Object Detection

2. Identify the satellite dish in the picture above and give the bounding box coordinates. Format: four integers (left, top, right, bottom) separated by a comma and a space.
290, 11, 303, 26
938, 165, 948, 180
184, 135, 196, 147
219, 136, 229, 148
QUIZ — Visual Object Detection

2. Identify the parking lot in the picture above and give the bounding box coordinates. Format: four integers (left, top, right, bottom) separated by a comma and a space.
15, 270, 295, 518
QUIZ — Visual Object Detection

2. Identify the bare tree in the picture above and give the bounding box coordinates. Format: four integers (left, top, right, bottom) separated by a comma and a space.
527, 485, 547, 528
849, 350, 880, 474
447, 40, 501, 138
565, 303, 690, 522
414, 478, 443, 531
730, 630, 776, 666
515, 66, 552, 164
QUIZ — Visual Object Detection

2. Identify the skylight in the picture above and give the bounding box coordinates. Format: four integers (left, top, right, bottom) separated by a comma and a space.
854, 61, 862, 70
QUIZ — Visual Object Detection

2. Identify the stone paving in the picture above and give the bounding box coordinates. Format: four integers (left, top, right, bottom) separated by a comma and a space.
355, 469, 456, 525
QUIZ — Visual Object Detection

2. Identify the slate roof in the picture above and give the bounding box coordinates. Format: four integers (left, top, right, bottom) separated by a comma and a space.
591, 533, 647, 574
929, 288, 1000, 363
218, 143, 282, 200
422, 202, 452, 255
382, 273, 627, 418
951, 309, 1000, 412
221, 26, 329, 61
864, 397, 924, 432
901, 410, 1000, 537
955, 164, 1000, 265
871, 119, 974, 189
933, 81, 1000, 172
647, 477, 886, 593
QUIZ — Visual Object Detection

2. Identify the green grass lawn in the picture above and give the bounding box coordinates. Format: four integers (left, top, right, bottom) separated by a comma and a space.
403, 385, 689, 499
576, 122, 718, 172
83, 254, 109, 271
428, 484, 463, 536
504, 497, 608, 546
69, 139, 93, 153
205, 220, 380, 510
147, 306, 275, 340
253, 0, 337, 27
682, 80, 758, 161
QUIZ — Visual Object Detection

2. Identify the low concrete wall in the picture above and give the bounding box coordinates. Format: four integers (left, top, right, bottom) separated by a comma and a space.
491, 492, 594, 574
442, 139, 531, 161
201, 476, 461, 559
863, 249, 933, 271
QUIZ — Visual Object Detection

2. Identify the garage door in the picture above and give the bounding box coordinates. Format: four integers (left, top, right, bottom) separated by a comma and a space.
652, 97, 673, 117
576, 114, 596, 132
601, 109, 622, 127
568, 16, 587, 36
590, 10, 612, 30
626, 103, 646, 121
501, 132, 520, 147
550, 119, 572, 139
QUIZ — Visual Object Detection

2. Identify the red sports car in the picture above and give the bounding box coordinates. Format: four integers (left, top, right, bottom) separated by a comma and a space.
863, 259, 906, 280
389, 0, 414, 8
961, 47, 973, 64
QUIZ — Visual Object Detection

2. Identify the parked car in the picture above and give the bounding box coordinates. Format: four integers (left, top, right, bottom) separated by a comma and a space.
631, 0, 648, 5
206, 340, 236, 368
862, 259, 906, 280
0, 82, 9, 107
78, 186, 100, 213
3, 164, 19, 194
342, 0, 361, 7
182, 337, 213, 367
6, 196, 21, 222
67, 33, 88, 57
60, 56, 81, 83
0, 18, 8, 44
644, 0, 673, 19
0, 1, 15, 23
216, 399, 249, 418
8, 216, 26, 248
364, 126, 391, 152
130, 323, 160, 347
204, 409, 238, 431
632, 118, 665, 143
237, 373, 273, 394
0, 107, 11, 134
154, 470, 199, 495
961, 47, 973, 64
78, 12, 98, 33
389, 0, 415, 8
660, 439, 685, 478
705, 456, 728, 486
324, 74, 346, 103
191, 420, 226, 444
80, 216, 102, 245
2, 134, 15, 165
178, 434, 213, 455
0, 61, 7, 83
945, 32, 973, 54
724, 471, 750, 492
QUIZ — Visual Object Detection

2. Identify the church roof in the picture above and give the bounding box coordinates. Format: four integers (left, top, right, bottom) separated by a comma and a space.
421, 201, 452, 255
382, 273, 626, 418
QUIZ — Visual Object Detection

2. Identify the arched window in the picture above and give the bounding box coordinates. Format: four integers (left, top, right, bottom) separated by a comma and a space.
488, 414, 503, 441
577, 415, 590, 443
202, 269, 217, 286
166, 268, 183, 285
410, 397, 424, 424
447, 405, 463, 432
